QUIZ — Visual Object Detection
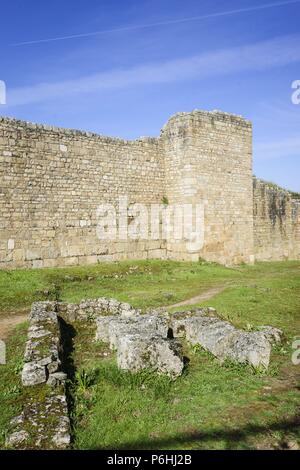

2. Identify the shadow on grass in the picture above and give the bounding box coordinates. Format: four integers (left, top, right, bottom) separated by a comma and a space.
90, 415, 300, 450
58, 316, 77, 441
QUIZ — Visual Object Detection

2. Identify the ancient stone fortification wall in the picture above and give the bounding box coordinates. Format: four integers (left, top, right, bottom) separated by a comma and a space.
0, 111, 299, 269
253, 178, 300, 261
162, 111, 254, 264
0, 117, 166, 268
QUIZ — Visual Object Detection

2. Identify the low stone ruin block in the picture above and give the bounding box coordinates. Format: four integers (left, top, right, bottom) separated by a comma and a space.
258, 326, 283, 344
58, 297, 140, 322
6, 393, 70, 449
95, 313, 170, 349
169, 310, 281, 368
21, 302, 63, 386
117, 333, 184, 378
8, 301, 70, 449
109, 314, 170, 350
8, 297, 283, 450
22, 362, 47, 387
95, 312, 183, 377
226, 331, 271, 368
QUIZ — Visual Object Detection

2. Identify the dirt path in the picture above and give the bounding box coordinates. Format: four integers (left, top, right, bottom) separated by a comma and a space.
167, 285, 227, 308
0, 285, 227, 337
0, 312, 29, 340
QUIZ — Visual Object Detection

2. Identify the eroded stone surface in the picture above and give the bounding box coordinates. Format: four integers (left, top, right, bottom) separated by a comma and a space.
47, 372, 68, 388
21, 302, 62, 387
58, 297, 141, 322
6, 430, 29, 447
22, 362, 47, 386
170, 308, 216, 338
51, 415, 71, 448
117, 333, 183, 378
6, 393, 70, 449
95, 304, 282, 371
7, 298, 283, 450
227, 331, 271, 368
169, 309, 277, 368
8, 301, 70, 450
95, 311, 183, 377
259, 326, 283, 344
108, 314, 170, 351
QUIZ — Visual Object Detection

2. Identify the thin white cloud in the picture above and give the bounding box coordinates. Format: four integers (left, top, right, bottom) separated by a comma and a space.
6, 34, 300, 107
254, 136, 300, 159
11, 0, 300, 46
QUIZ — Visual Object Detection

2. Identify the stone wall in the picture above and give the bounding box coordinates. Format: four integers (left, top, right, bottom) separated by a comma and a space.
253, 178, 300, 261
7, 296, 282, 448
0, 117, 166, 268
7, 301, 70, 449
162, 111, 254, 264
0, 110, 299, 269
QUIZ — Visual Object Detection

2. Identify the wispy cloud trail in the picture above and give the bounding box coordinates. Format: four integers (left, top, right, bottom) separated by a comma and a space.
6, 34, 300, 107
11, 0, 300, 46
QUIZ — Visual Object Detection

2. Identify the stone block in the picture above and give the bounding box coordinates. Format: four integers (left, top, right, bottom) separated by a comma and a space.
117, 333, 184, 378
170, 310, 275, 368
21, 362, 47, 386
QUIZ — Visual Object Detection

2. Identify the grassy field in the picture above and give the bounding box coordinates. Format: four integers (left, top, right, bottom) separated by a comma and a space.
0, 260, 299, 449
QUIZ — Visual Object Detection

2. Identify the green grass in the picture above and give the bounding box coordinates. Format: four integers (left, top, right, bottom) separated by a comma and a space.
0, 259, 237, 315
1, 259, 299, 315
71, 338, 299, 450
0, 323, 27, 448
0, 260, 299, 449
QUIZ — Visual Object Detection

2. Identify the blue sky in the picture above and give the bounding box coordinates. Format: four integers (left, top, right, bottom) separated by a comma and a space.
0, 0, 299, 191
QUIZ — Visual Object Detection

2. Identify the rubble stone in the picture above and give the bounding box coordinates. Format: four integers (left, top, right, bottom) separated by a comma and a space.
169, 310, 276, 368
117, 333, 184, 378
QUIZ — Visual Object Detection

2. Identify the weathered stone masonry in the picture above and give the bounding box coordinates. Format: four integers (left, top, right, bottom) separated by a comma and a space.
6, 296, 282, 448
253, 178, 300, 261
0, 110, 299, 268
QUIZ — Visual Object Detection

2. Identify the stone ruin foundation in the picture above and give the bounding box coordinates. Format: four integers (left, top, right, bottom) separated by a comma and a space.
6, 298, 283, 449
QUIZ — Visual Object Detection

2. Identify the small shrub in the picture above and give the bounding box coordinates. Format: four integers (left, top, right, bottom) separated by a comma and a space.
75, 368, 99, 392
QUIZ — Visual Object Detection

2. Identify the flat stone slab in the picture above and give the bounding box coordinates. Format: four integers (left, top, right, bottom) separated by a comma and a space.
21, 302, 63, 387
58, 297, 140, 322
96, 313, 170, 349
95, 305, 282, 371
117, 333, 184, 379
8, 301, 70, 450
169, 309, 281, 368
6, 393, 70, 449
95, 312, 184, 377
22, 362, 47, 387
